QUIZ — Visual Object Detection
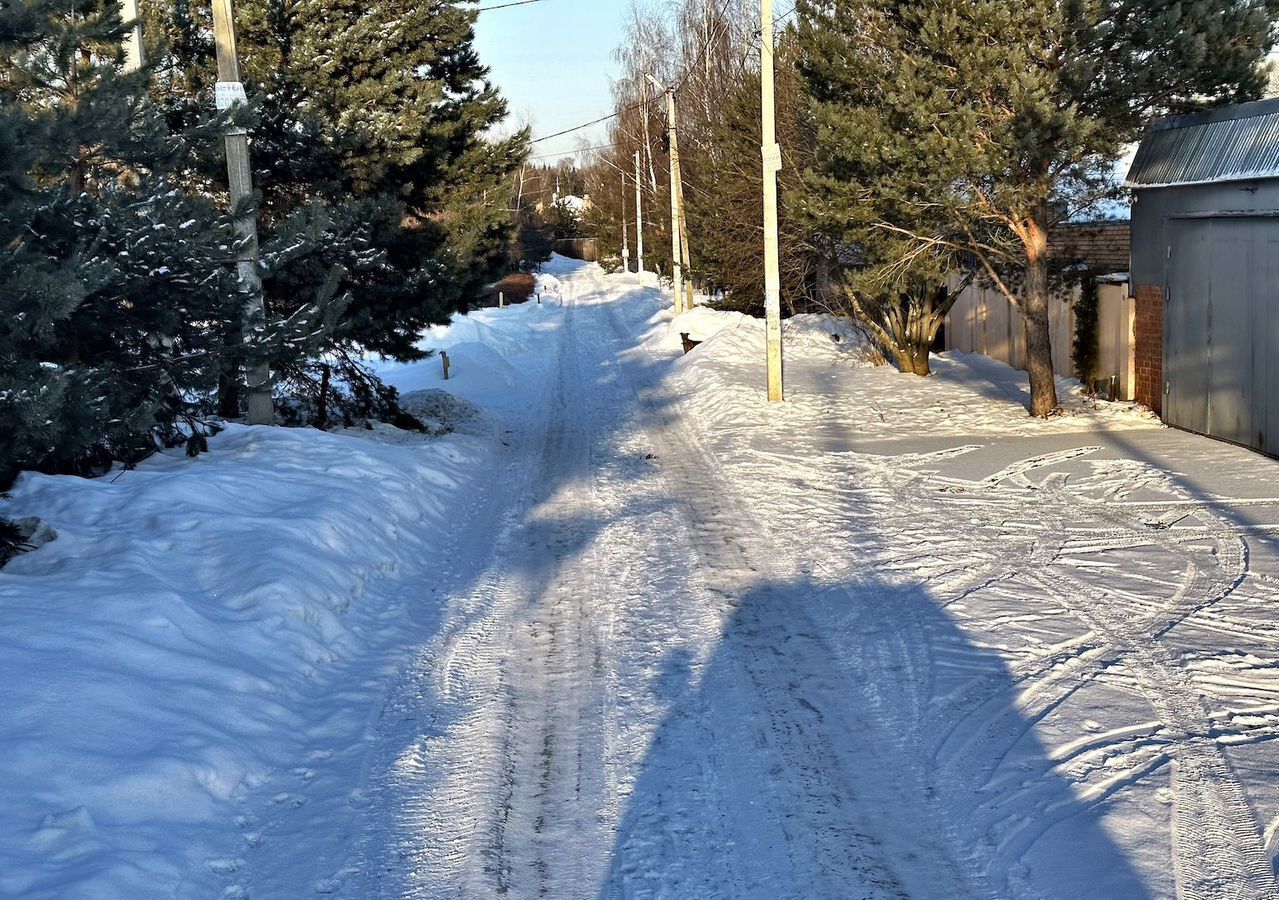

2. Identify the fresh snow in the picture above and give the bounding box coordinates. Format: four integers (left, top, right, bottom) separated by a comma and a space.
4, 255, 1279, 898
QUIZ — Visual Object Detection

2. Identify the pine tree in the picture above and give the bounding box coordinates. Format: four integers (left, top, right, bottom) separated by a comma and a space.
797, 0, 1279, 414
1, 0, 240, 484
149, 0, 528, 372
687, 33, 817, 317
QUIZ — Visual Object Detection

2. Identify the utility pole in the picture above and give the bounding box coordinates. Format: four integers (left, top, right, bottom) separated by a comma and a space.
647, 74, 691, 315
119, 0, 144, 71
211, 0, 273, 424
672, 127, 695, 314
665, 122, 695, 313
761, 0, 784, 402
634, 150, 645, 274
621, 167, 631, 273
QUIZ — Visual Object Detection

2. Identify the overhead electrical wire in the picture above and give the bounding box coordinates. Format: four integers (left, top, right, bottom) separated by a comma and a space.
524, 0, 734, 149
474, 0, 551, 12
529, 143, 614, 161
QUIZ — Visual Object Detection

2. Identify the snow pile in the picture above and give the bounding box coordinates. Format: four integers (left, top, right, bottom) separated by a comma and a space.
534, 271, 565, 298
0, 422, 494, 896
540, 252, 594, 277
370, 293, 560, 400
664, 306, 752, 347
645, 298, 1158, 438
659, 305, 871, 359
0, 287, 566, 897
399, 388, 493, 437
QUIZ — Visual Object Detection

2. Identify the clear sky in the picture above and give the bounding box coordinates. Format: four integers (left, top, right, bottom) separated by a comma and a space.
473, 0, 629, 163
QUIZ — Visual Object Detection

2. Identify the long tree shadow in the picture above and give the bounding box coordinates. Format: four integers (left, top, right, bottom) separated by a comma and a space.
594, 570, 1153, 900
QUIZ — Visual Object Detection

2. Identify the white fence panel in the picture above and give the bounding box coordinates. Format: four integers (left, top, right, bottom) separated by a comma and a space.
943, 281, 1135, 400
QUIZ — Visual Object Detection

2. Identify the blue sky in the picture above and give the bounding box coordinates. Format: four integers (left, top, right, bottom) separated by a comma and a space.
473, 0, 628, 162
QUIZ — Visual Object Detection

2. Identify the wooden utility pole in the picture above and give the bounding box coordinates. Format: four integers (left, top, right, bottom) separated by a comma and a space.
634, 150, 645, 274
212, 0, 273, 424
761, 0, 784, 402
648, 75, 690, 314
672, 123, 695, 313
119, 0, 144, 71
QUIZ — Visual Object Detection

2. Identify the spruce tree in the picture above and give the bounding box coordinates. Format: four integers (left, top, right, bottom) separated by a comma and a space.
1, 0, 239, 482
686, 33, 817, 317
149, 0, 528, 369
797, 0, 1279, 414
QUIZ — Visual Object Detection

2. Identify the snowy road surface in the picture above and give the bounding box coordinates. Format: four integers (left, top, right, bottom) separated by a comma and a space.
356, 262, 1279, 899
5, 258, 1279, 898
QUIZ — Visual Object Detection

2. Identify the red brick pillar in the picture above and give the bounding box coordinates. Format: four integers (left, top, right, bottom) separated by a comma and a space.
1133, 284, 1164, 415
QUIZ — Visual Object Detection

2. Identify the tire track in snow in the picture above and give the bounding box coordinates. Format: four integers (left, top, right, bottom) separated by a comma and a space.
604, 304, 982, 899
878, 447, 1275, 897
706, 413, 1278, 895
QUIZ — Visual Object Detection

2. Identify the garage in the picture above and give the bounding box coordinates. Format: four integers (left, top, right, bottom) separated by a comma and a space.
1128, 98, 1279, 456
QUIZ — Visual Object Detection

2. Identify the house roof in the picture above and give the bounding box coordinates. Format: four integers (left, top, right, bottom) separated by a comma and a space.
1126, 97, 1279, 189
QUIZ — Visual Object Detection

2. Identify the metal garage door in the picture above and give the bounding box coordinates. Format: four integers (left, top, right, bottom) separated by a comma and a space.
1166, 216, 1279, 455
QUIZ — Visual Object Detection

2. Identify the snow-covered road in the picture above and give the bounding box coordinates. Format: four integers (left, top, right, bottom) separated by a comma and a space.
355, 267, 963, 899
6, 258, 1279, 898
353, 262, 1279, 898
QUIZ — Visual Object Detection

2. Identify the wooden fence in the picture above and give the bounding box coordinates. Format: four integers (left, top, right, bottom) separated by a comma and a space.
552, 238, 598, 262
943, 279, 1135, 399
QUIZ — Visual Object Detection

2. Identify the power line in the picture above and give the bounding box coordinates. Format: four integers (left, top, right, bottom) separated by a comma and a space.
474, 0, 550, 11
528, 102, 646, 145
524, 0, 732, 148
529, 143, 613, 160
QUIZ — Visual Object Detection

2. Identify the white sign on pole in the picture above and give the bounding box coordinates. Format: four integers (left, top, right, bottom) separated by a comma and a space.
762, 143, 783, 174
215, 81, 248, 111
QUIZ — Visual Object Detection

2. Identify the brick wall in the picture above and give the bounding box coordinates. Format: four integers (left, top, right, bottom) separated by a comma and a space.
1051, 221, 1132, 273
1133, 284, 1163, 415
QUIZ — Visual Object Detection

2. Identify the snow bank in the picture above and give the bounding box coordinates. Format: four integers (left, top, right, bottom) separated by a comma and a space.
662, 306, 872, 360
540, 252, 594, 278
0, 421, 495, 897
645, 299, 1158, 438
0, 284, 566, 897
369, 296, 559, 406
534, 272, 564, 298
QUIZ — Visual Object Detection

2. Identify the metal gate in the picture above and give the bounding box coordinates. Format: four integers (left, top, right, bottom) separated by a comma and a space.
1165, 216, 1279, 454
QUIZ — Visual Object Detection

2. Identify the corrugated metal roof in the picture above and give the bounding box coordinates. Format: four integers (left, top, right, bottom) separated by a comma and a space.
1126, 98, 1279, 189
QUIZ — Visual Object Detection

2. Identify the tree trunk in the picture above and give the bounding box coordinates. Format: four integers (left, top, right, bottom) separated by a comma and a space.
910, 349, 931, 376
316, 364, 331, 430
1022, 212, 1059, 417
217, 329, 242, 419
895, 345, 932, 377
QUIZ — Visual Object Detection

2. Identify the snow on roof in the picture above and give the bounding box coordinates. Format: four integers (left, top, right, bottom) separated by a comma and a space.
1126, 98, 1279, 189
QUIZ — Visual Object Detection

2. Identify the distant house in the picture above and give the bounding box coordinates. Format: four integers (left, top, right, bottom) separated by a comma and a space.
1127, 98, 1279, 456
534, 193, 593, 216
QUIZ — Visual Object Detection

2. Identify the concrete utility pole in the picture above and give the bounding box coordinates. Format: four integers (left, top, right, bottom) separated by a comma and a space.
634, 150, 645, 274
622, 169, 631, 274
119, 0, 144, 72
211, 0, 273, 424
760, 0, 784, 402
651, 76, 683, 313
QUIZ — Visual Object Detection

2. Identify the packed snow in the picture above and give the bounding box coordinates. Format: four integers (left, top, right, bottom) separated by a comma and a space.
3, 255, 1279, 898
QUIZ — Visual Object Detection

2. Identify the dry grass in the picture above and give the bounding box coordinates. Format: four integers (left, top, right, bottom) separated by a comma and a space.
477, 273, 537, 308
